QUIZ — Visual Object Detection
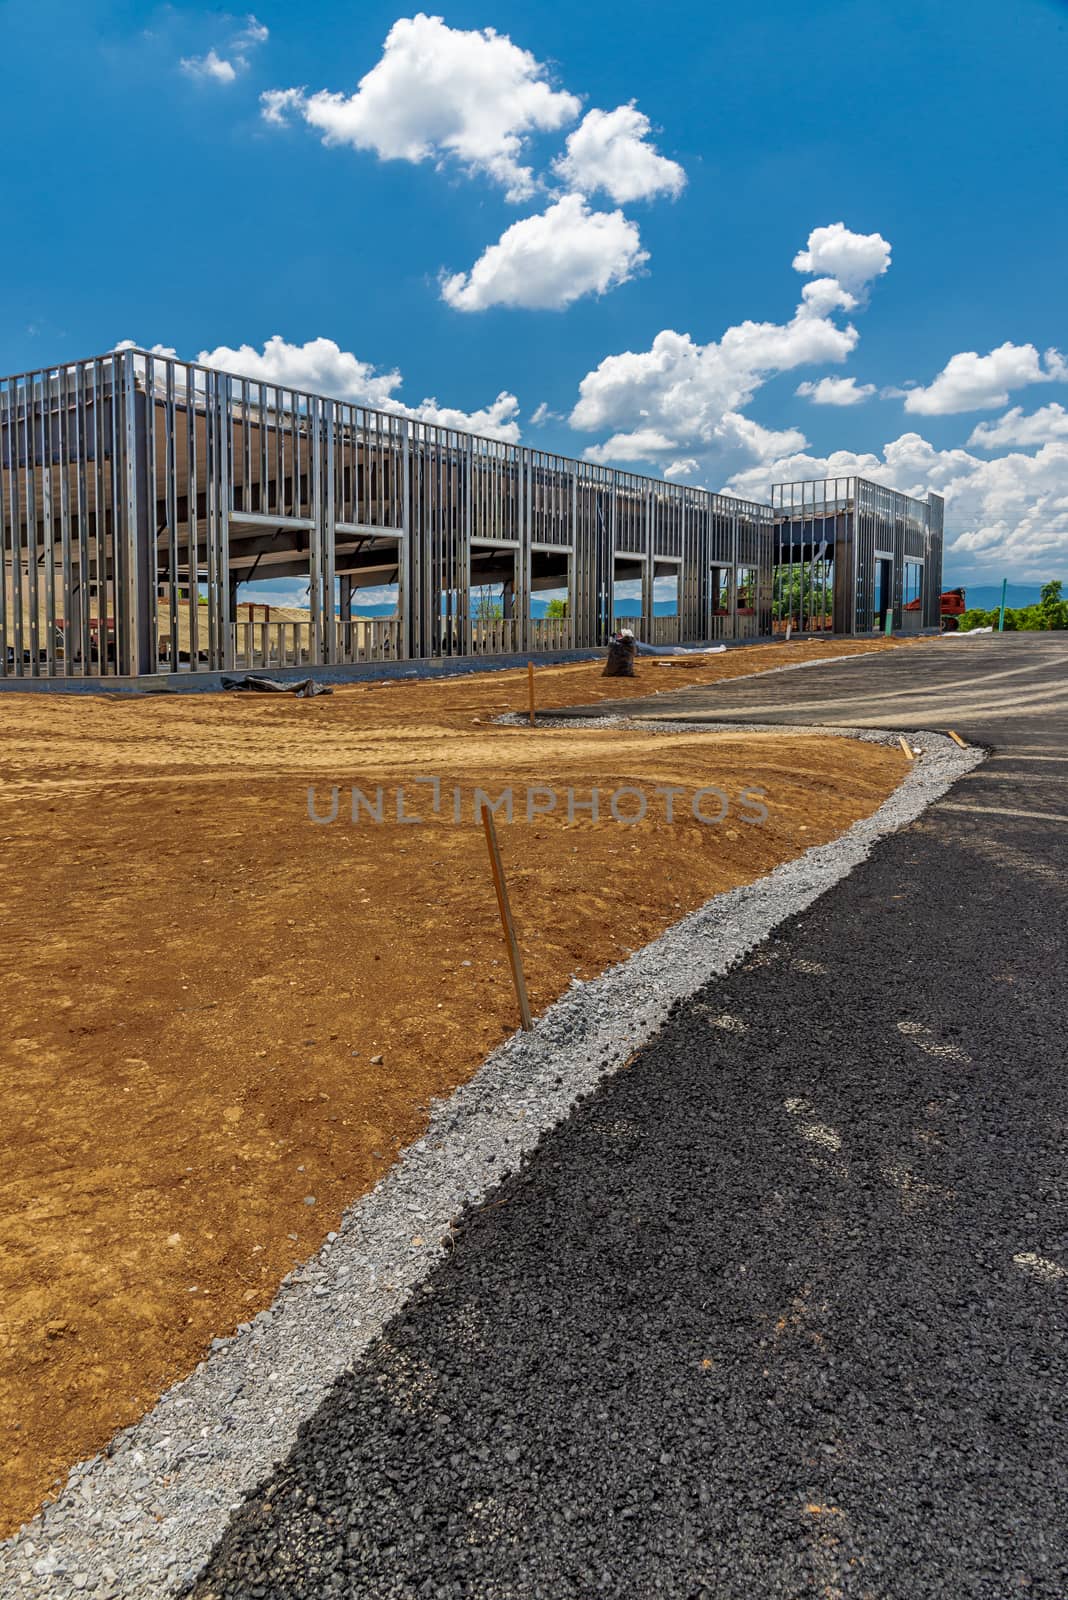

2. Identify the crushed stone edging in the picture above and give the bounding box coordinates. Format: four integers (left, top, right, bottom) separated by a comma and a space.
0, 728, 983, 1600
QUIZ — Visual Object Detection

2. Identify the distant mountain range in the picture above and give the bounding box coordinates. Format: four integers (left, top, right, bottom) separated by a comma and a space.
347, 597, 684, 619
943, 582, 1050, 610
254, 582, 1063, 620
350, 588, 1061, 618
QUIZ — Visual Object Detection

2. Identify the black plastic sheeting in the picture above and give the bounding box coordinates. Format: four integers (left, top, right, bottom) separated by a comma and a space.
220, 675, 333, 698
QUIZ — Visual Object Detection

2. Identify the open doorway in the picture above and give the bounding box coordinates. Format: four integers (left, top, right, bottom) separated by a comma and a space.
901, 560, 924, 632
736, 564, 759, 639
339, 574, 401, 663
652, 562, 680, 643
874, 556, 893, 632
772, 543, 833, 635
469, 543, 520, 654
530, 546, 572, 649
710, 565, 733, 639
613, 555, 646, 638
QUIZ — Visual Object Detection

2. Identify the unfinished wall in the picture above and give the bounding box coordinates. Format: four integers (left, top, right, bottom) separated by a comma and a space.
771, 476, 944, 637
9, 350, 949, 684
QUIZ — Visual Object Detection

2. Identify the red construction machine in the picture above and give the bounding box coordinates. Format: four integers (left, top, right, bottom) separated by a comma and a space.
903, 586, 967, 630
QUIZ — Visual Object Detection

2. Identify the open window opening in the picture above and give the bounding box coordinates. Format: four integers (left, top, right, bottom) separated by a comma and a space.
613, 557, 645, 637
530, 547, 572, 649
902, 561, 924, 632
469, 545, 520, 655
772, 539, 834, 636
652, 562, 680, 643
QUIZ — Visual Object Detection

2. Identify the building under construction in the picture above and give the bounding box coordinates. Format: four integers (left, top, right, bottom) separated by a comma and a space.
0, 347, 944, 683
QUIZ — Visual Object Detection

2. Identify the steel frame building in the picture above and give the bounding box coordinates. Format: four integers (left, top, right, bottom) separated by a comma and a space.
0, 348, 942, 683
772, 476, 945, 636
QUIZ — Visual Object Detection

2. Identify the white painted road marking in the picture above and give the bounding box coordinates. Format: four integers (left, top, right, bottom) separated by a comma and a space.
958, 773, 1068, 783
938, 803, 1068, 823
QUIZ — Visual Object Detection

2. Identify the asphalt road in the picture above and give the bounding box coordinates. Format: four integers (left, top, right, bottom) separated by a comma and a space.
581, 632, 1068, 746
189, 634, 1068, 1600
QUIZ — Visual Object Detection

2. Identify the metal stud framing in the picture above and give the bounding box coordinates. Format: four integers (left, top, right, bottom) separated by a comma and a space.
771, 476, 944, 637
1, 349, 942, 683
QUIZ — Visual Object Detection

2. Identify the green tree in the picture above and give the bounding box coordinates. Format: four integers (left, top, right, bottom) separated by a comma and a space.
958, 583, 1068, 632
1039, 580, 1068, 629
472, 586, 503, 623
545, 596, 569, 618
772, 565, 832, 621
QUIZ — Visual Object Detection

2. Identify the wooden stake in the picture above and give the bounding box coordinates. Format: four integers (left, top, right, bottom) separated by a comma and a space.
898, 735, 915, 760
947, 729, 968, 748
527, 660, 536, 727
480, 804, 533, 1031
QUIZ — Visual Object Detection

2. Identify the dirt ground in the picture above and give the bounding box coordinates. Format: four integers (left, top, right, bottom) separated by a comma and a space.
0, 638, 924, 1533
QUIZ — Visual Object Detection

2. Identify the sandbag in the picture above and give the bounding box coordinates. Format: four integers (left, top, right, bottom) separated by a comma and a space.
603, 630, 637, 678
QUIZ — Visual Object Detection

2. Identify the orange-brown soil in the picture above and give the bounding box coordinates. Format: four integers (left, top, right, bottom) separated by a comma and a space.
0, 638, 921, 1532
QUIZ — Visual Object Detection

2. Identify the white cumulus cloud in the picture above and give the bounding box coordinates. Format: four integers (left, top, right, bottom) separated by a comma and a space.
261, 87, 304, 124
114, 339, 180, 358
441, 194, 647, 313
903, 341, 1068, 415
198, 335, 405, 407
796, 376, 876, 406
579, 403, 810, 472
792, 222, 892, 292
235, 14, 269, 47
799, 278, 859, 317
969, 403, 1068, 449
727, 415, 810, 461
570, 316, 857, 441
260, 13, 580, 202
180, 15, 267, 83
192, 335, 521, 440
552, 103, 685, 203
563, 223, 899, 474
583, 427, 681, 465
180, 48, 238, 84
569, 302, 858, 474
406, 391, 520, 441
724, 433, 1068, 583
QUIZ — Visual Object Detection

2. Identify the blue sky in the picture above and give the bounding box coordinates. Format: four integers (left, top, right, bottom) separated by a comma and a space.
2, 0, 1067, 591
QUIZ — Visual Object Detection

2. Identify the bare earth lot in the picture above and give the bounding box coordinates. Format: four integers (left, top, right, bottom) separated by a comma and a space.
0, 639, 917, 1533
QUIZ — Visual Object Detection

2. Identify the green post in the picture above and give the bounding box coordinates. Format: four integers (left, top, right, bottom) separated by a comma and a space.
997, 578, 1007, 633
884, 607, 894, 637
